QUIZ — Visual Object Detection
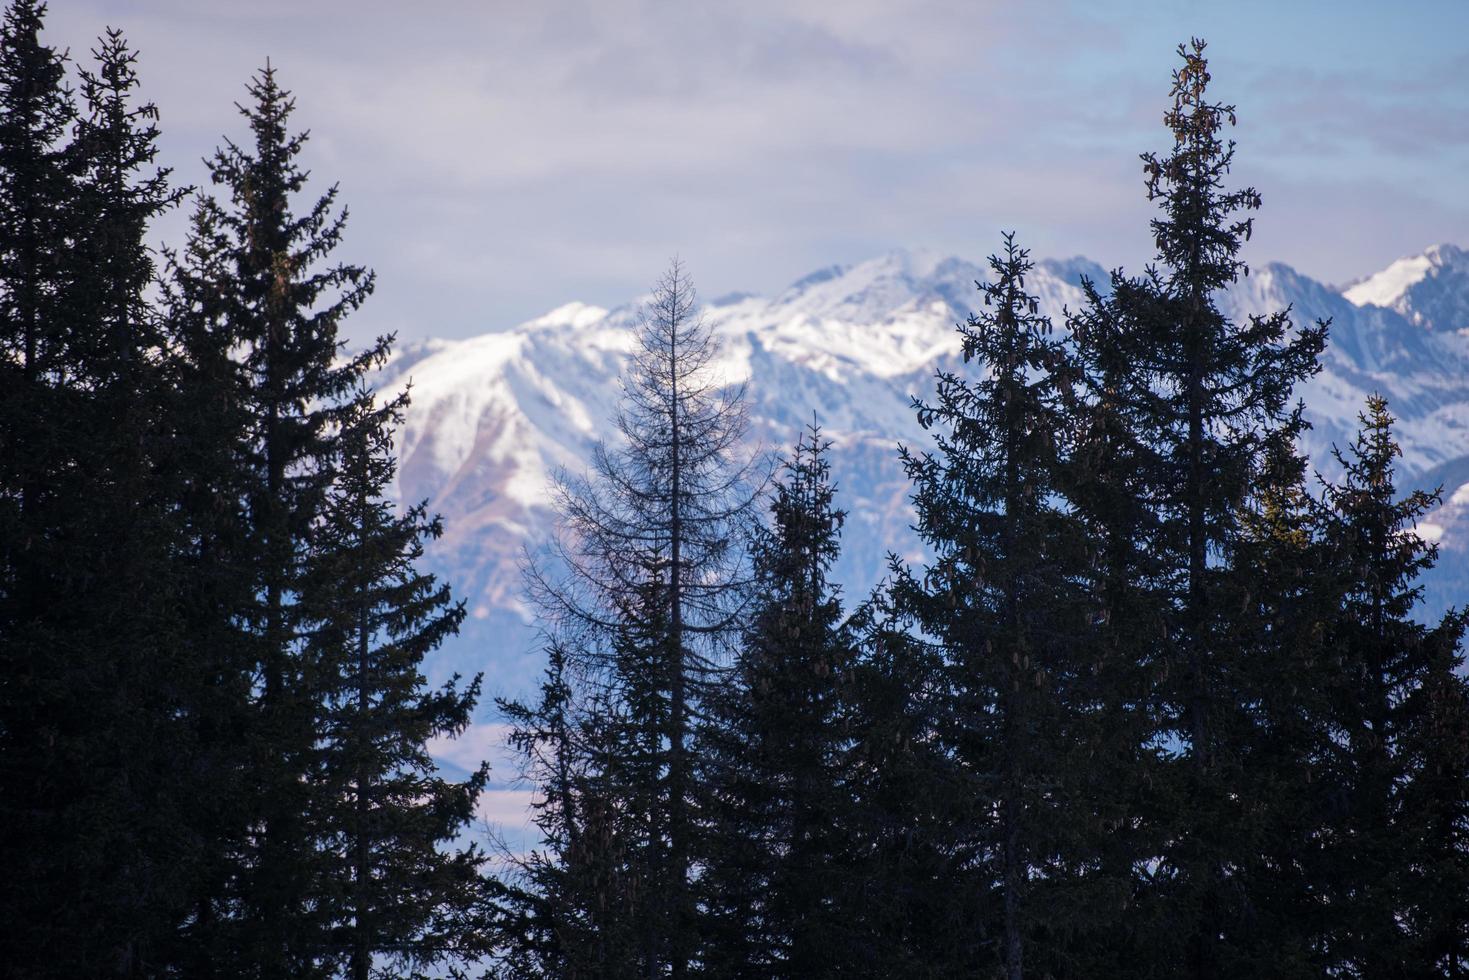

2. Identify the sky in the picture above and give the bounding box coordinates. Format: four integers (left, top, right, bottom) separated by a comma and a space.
51, 0, 1469, 347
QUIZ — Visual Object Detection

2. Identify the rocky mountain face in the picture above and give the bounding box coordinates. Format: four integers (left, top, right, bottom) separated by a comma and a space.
380, 245, 1469, 700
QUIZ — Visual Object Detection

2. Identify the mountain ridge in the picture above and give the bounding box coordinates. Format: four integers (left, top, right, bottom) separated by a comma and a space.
380, 244, 1469, 700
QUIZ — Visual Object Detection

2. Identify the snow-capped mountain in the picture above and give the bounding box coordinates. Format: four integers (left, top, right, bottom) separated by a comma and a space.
1343, 243, 1469, 334
380, 245, 1469, 700
1333, 244, 1469, 617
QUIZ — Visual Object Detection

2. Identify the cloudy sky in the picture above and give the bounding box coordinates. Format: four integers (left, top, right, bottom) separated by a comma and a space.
51, 0, 1469, 347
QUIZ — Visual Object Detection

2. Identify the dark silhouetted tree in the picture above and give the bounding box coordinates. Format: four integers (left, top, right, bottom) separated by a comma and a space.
1314, 396, 1469, 977
836, 583, 964, 977
1070, 39, 1327, 978
302, 384, 490, 979
1402, 654, 1469, 977
509, 258, 760, 978
696, 424, 853, 978
897, 235, 1132, 978
0, 7, 77, 966
177, 64, 378, 974
0, 11, 206, 976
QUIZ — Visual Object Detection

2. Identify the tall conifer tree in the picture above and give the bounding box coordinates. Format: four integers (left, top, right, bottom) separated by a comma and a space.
0, 10, 77, 967
0, 10, 202, 975
301, 384, 489, 979
0, 0, 68, 531
498, 640, 650, 979
1314, 397, 1469, 977
167, 64, 378, 975
162, 143, 265, 979
1402, 654, 1469, 977
697, 425, 853, 978
894, 235, 1111, 979
513, 259, 760, 978
836, 580, 966, 977
1066, 272, 1175, 979
1223, 427, 1338, 977
52, 27, 196, 975
1070, 40, 1326, 976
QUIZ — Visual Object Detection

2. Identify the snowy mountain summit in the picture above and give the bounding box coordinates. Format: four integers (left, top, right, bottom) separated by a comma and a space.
379, 246, 1469, 693
1344, 242, 1469, 331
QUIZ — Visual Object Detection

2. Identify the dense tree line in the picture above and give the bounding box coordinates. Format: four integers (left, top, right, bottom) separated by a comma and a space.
0, 5, 1465, 978
502, 39, 1469, 980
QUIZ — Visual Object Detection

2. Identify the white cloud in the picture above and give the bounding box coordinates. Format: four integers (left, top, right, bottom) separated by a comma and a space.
426, 720, 513, 774
476, 788, 538, 834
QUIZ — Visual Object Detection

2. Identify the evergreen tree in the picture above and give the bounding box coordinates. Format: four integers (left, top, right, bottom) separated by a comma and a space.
301, 384, 490, 979
499, 592, 691, 980
0, 0, 69, 518
836, 583, 966, 977
893, 235, 1114, 978
1065, 270, 1175, 979
1224, 426, 1339, 977
0, 10, 203, 975
0, 5, 77, 966
498, 641, 649, 979
1070, 40, 1326, 977
161, 148, 266, 979
1314, 396, 1469, 977
166, 63, 378, 975
696, 425, 853, 978
162, 63, 493, 977
50, 27, 198, 976
1401, 653, 1469, 977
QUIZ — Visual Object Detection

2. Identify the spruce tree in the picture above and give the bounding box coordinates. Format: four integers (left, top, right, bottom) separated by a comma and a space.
1065, 271, 1175, 979
0, 9, 202, 975
499, 597, 689, 979
1070, 40, 1326, 977
837, 583, 966, 977
498, 641, 649, 979
893, 235, 1110, 979
0, 9, 77, 966
0, 0, 69, 519
162, 157, 266, 979
1314, 396, 1469, 977
696, 425, 853, 978
167, 63, 377, 975
301, 384, 490, 979
50, 27, 198, 976
1401, 654, 1469, 977
1224, 426, 1339, 977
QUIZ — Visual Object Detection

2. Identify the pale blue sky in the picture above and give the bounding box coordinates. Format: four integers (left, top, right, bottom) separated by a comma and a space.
50, 0, 1469, 345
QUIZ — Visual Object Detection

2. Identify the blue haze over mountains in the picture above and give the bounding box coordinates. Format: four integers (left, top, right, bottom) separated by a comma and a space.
377, 244, 1469, 702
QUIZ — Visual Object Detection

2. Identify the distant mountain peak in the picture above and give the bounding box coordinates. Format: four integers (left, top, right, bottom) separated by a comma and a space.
522, 300, 609, 331
1034, 255, 1108, 287
1343, 244, 1469, 330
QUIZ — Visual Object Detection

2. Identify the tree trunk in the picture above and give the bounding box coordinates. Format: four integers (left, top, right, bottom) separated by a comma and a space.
667, 299, 689, 980
1000, 321, 1025, 980
352, 548, 372, 980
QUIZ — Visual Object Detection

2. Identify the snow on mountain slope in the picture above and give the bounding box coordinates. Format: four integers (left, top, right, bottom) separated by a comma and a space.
1343, 243, 1469, 334
1417, 453, 1469, 620
1226, 260, 1469, 480
1344, 251, 1438, 309
382, 246, 1469, 707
